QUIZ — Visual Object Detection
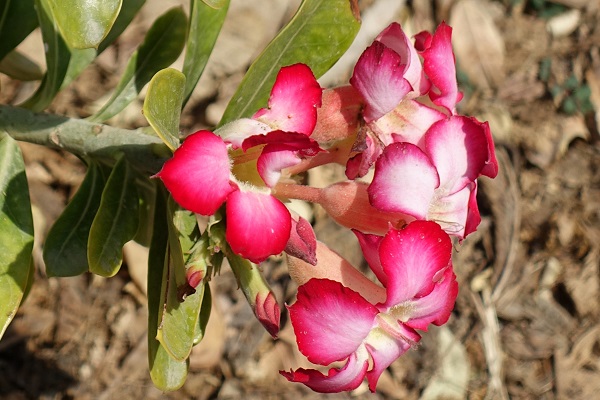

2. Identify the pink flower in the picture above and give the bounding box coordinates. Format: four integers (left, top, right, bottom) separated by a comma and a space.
350, 23, 430, 124
368, 115, 497, 238
281, 221, 458, 393
344, 22, 465, 179
414, 21, 463, 114
156, 64, 322, 263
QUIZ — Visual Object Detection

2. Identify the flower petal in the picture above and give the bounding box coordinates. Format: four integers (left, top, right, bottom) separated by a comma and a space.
480, 120, 499, 178
365, 328, 414, 391
288, 278, 378, 365
426, 116, 490, 195
375, 22, 430, 96
428, 182, 475, 238
353, 230, 386, 286
253, 64, 322, 135
369, 143, 439, 219
420, 22, 463, 113
257, 147, 301, 187
155, 130, 235, 215
404, 266, 458, 331
378, 221, 452, 307
280, 349, 369, 393
370, 99, 445, 147
214, 118, 272, 148
226, 190, 291, 263
464, 181, 482, 238
350, 41, 412, 123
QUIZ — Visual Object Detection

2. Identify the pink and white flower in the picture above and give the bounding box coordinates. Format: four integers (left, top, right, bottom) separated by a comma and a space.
156, 64, 322, 263
341, 23, 456, 178
368, 115, 497, 238
281, 220, 458, 393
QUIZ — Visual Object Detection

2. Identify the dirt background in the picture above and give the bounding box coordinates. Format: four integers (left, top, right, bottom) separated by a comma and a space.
1, 0, 600, 398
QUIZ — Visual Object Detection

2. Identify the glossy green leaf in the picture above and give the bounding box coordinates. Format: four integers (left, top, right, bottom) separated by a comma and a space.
194, 283, 211, 344
88, 157, 140, 277
0, 0, 39, 62
89, 7, 187, 123
0, 50, 44, 81
43, 161, 110, 277
0, 132, 34, 339
98, 0, 146, 53
20, 0, 145, 111
220, 0, 360, 124
133, 176, 156, 246
20, 0, 72, 111
156, 199, 205, 361
181, 0, 229, 106
148, 186, 188, 391
143, 68, 185, 151
200, 0, 227, 9
47, 0, 122, 49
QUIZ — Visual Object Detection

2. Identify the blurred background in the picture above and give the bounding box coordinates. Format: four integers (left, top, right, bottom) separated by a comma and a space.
0, 0, 599, 398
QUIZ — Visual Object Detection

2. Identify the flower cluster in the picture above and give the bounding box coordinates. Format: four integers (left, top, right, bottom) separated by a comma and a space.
155, 21, 497, 393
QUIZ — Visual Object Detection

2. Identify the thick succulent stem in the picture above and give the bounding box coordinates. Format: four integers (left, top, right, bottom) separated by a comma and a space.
0, 105, 170, 174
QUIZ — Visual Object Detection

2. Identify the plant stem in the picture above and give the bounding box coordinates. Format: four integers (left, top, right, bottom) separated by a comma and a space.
0, 105, 170, 174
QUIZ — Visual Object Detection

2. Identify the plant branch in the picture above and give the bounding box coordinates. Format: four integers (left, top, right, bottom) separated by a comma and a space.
0, 105, 170, 174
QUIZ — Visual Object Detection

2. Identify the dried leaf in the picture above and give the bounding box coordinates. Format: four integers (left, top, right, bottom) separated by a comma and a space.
450, 0, 505, 90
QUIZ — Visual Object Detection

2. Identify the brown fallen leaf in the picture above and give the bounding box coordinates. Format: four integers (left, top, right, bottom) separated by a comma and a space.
450, 0, 505, 90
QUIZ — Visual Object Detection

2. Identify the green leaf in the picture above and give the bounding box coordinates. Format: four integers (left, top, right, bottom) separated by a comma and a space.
194, 283, 211, 344
156, 199, 205, 361
19, 0, 145, 111
143, 68, 185, 151
181, 0, 229, 106
20, 0, 72, 111
0, 0, 39, 62
0, 50, 44, 81
133, 176, 156, 246
46, 0, 122, 49
88, 7, 187, 123
148, 186, 188, 391
98, 0, 146, 53
0, 132, 34, 339
43, 161, 110, 277
88, 157, 140, 277
200, 0, 227, 9
220, 0, 360, 124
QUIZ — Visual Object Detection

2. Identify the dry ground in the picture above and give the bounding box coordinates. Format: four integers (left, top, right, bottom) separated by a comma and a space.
1, 0, 600, 399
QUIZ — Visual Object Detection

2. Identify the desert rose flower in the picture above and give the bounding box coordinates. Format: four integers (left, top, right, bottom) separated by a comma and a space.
368, 115, 497, 238
156, 64, 322, 263
281, 221, 458, 393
